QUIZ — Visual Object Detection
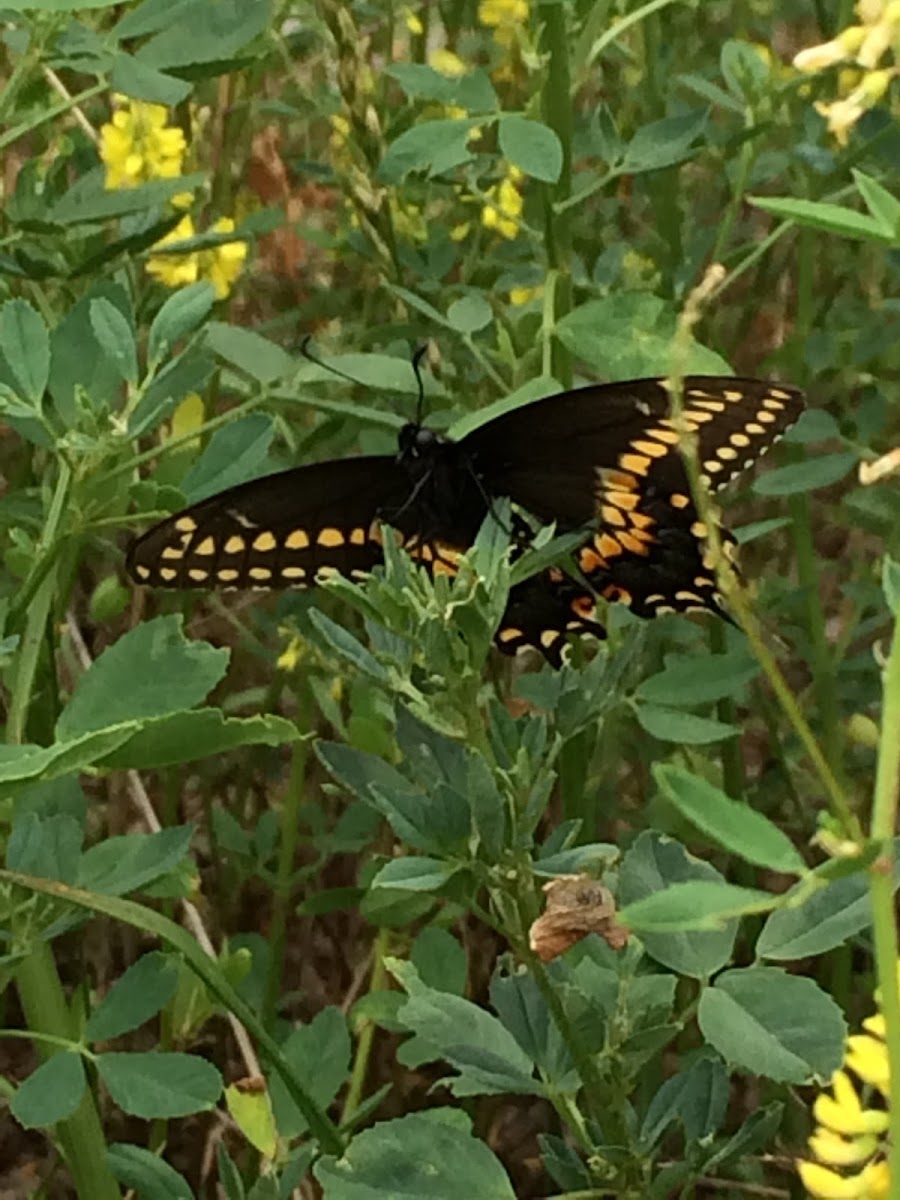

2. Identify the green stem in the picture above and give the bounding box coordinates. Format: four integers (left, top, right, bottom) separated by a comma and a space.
262, 686, 315, 1026
708, 620, 745, 800
15, 945, 122, 1200
583, 0, 686, 70
537, 0, 573, 388
869, 611, 900, 1200
341, 927, 390, 1123
8, 461, 71, 744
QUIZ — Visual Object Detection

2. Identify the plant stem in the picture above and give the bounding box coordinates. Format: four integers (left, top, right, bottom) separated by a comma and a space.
16, 945, 122, 1200
341, 926, 390, 1122
537, 0, 573, 388
262, 686, 315, 1026
869, 609, 900, 1200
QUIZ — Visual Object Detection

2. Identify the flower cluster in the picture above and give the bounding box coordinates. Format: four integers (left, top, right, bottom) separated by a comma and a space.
479, 0, 529, 49
145, 216, 247, 300
799, 994, 892, 1198
793, 1, 900, 144
99, 95, 186, 189
482, 164, 525, 239
99, 95, 246, 299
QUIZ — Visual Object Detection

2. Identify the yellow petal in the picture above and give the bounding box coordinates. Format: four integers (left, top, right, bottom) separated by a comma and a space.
797, 1160, 874, 1198
809, 1127, 878, 1165
846, 1034, 890, 1093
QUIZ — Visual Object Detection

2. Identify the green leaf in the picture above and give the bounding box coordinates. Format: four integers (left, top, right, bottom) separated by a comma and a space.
385, 64, 497, 112
11, 1053, 86, 1127
148, 283, 216, 365
852, 169, 900, 235
90, 297, 138, 386
621, 109, 707, 174
641, 1055, 728, 1146
756, 871, 882, 960
0, 299, 49, 402
308, 610, 389, 682
314, 1110, 516, 1198
96, 710, 300, 770
734, 516, 791, 545
370, 856, 459, 892
498, 116, 562, 183
749, 195, 893, 244
49, 282, 134, 418
225, 1083, 277, 1158
636, 651, 758, 707
720, 40, 770, 101
56, 616, 229, 738
390, 960, 541, 1097
128, 0, 271, 69
109, 53, 193, 106
378, 119, 479, 183
617, 833, 738, 978
697, 967, 846, 1083
654, 765, 807, 875
78, 826, 194, 896
7, 812, 82, 883
107, 1143, 195, 1200
270, 1007, 350, 1138
86, 952, 180, 1041
883, 556, 900, 614
555, 295, 731, 378
703, 1103, 784, 1171
621, 881, 775, 931
0, 730, 136, 793
98, 1051, 222, 1118
181, 414, 274, 502
50, 170, 207, 224
204, 322, 294, 383
317, 742, 469, 856
752, 451, 857, 496
447, 294, 493, 334
411, 927, 468, 996
635, 704, 738, 744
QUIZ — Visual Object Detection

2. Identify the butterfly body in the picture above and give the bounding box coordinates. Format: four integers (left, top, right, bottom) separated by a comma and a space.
126, 375, 805, 665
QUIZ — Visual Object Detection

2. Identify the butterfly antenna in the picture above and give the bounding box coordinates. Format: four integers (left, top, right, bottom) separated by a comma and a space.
412, 342, 429, 427
300, 335, 368, 388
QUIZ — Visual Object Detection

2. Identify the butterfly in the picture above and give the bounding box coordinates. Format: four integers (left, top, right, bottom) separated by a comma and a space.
126, 374, 805, 665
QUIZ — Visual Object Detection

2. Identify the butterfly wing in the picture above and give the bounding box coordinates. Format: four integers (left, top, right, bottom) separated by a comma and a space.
126, 456, 414, 589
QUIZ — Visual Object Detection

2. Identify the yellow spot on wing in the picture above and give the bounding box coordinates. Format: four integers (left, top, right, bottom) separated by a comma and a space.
756, 409, 777, 424
218, 568, 239, 582
161, 546, 183, 560
730, 432, 750, 448
723, 389, 743, 402
317, 527, 344, 548
286, 529, 309, 550
196, 537, 216, 556
691, 399, 726, 413
188, 568, 208, 582
597, 468, 638, 490
607, 489, 639, 511
745, 422, 766, 435
350, 527, 366, 546
598, 533, 622, 559
769, 387, 793, 401
601, 504, 626, 528
249, 566, 272, 581
647, 427, 680, 445
669, 493, 690, 509
540, 629, 561, 648
224, 535, 245, 554
498, 627, 522, 643
619, 453, 651, 476
253, 531, 277, 552
135, 565, 150, 580
617, 531, 650, 555
579, 546, 606, 573
174, 516, 197, 533
282, 566, 306, 579
631, 439, 668, 459
160, 567, 177, 581
762, 397, 784, 411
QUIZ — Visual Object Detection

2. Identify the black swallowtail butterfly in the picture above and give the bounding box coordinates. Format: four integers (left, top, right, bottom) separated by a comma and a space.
126, 375, 805, 665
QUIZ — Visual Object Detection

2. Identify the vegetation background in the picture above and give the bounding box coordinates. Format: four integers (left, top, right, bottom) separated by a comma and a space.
1, 1, 900, 1198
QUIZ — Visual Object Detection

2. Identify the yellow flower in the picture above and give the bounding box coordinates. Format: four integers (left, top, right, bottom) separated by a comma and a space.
800, 993, 893, 1198
100, 95, 186, 190
146, 216, 246, 299
169, 392, 204, 450
794, 27, 867, 71
450, 221, 471, 241
815, 67, 896, 144
430, 48, 466, 78
403, 7, 423, 34
509, 284, 542, 306
203, 217, 247, 300
479, 0, 529, 44
277, 635, 304, 672
482, 168, 524, 239
145, 215, 199, 290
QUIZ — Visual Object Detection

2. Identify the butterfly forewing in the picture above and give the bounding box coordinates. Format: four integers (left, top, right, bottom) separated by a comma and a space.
126, 457, 412, 590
